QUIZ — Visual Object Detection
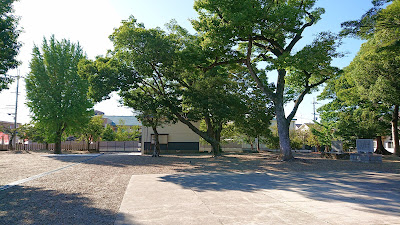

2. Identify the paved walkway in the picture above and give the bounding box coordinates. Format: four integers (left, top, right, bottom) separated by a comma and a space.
116, 172, 400, 225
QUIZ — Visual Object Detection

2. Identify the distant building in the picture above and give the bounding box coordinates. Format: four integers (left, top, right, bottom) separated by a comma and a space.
94, 110, 141, 129
374, 136, 395, 154
0, 132, 9, 145
94, 110, 105, 116
296, 123, 314, 131
141, 121, 200, 154
0, 121, 22, 146
270, 118, 297, 131
103, 116, 141, 127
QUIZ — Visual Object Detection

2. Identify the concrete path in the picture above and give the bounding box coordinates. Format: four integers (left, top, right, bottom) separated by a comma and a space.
116, 172, 400, 225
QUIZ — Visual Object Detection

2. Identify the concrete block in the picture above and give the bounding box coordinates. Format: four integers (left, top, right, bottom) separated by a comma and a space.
350, 153, 382, 163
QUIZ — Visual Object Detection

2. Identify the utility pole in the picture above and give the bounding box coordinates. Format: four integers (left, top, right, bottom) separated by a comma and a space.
312, 98, 319, 122
12, 73, 20, 149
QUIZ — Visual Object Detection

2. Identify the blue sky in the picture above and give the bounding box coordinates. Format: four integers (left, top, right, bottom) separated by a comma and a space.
0, 0, 373, 124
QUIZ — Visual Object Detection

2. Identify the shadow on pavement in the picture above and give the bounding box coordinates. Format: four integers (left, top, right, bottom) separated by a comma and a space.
159, 171, 400, 216
0, 185, 116, 225
46, 153, 400, 174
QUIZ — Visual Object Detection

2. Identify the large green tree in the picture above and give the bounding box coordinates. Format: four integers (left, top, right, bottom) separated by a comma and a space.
26, 36, 93, 154
340, 0, 400, 156
319, 66, 392, 154
192, 0, 343, 160
80, 18, 248, 156
0, 0, 21, 91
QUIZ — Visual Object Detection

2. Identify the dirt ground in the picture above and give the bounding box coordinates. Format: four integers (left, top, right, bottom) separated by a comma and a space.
1, 150, 399, 224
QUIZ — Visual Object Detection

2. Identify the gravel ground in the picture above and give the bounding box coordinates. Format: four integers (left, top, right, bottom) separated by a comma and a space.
0, 150, 399, 224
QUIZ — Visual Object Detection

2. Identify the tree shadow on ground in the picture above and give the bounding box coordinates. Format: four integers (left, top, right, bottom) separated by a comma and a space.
0, 186, 116, 225
159, 171, 400, 216
46, 152, 400, 175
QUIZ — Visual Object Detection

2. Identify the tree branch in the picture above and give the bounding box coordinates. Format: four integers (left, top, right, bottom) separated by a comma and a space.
285, 12, 315, 53
198, 58, 246, 72
286, 75, 330, 122
141, 79, 164, 96
245, 38, 276, 101
253, 35, 284, 56
216, 7, 229, 24
149, 63, 166, 94
253, 42, 281, 57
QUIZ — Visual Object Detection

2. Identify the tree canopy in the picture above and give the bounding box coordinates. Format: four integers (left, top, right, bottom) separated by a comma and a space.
79, 17, 253, 156
320, 0, 399, 155
0, 0, 21, 91
192, 0, 343, 160
26, 36, 93, 154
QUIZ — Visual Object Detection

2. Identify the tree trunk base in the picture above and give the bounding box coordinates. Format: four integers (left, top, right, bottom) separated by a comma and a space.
280, 154, 295, 161
375, 148, 392, 155
152, 152, 160, 157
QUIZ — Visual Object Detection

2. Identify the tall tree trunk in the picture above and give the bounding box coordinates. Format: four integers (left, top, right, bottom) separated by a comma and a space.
205, 117, 222, 157
375, 136, 392, 155
275, 104, 293, 161
8, 132, 16, 150
151, 125, 161, 157
87, 140, 91, 152
54, 130, 62, 154
392, 105, 399, 156
8, 139, 13, 150
172, 112, 222, 157
274, 69, 294, 161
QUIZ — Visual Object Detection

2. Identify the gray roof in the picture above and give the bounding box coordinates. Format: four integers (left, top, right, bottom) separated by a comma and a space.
103, 116, 141, 126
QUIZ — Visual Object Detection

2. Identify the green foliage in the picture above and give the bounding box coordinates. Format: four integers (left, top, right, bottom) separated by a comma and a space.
78, 57, 134, 103
265, 126, 305, 150
78, 115, 104, 146
16, 123, 47, 143
264, 126, 280, 150
233, 91, 274, 146
318, 67, 391, 148
289, 129, 305, 150
100, 122, 140, 142
26, 36, 93, 152
335, 0, 400, 155
80, 16, 251, 156
0, 0, 21, 91
341, 0, 393, 38
308, 122, 335, 151
115, 122, 140, 141
350, 2, 400, 105
193, 0, 342, 159
321, 0, 398, 141
102, 125, 116, 141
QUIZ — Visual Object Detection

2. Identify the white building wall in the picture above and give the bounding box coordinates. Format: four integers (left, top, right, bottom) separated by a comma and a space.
141, 121, 200, 143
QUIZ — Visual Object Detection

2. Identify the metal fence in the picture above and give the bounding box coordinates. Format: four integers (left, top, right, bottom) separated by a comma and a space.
7, 141, 97, 151
0, 141, 141, 152
98, 141, 140, 152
